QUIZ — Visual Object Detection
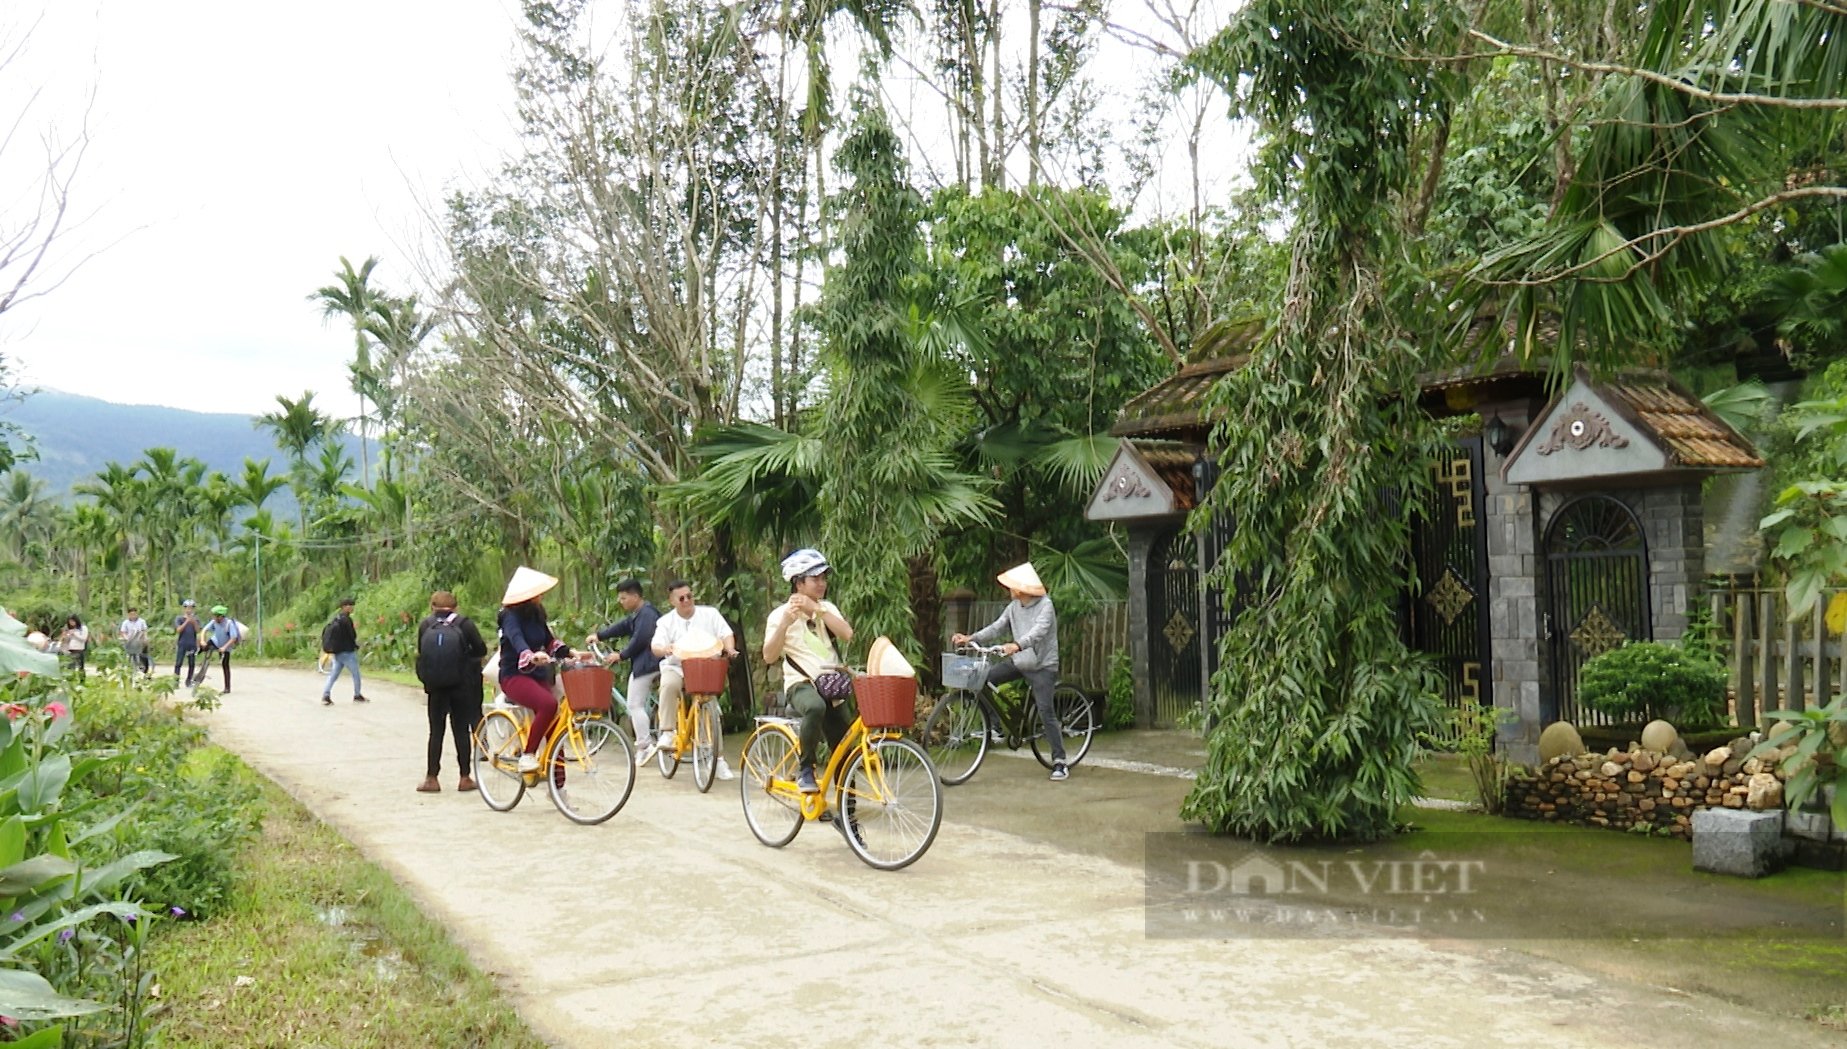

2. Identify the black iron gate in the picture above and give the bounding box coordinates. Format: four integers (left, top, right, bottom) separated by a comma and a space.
1146, 525, 1202, 726
1544, 494, 1650, 726
1406, 437, 1492, 711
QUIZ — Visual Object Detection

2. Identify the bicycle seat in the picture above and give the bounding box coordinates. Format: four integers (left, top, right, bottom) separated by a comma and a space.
754, 715, 798, 728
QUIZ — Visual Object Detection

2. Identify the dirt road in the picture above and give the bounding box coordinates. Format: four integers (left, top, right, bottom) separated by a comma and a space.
202, 668, 1838, 1048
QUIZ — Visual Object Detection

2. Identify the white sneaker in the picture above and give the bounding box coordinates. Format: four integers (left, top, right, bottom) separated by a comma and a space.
517, 753, 540, 773
716, 758, 735, 781
635, 740, 659, 765
657, 733, 677, 755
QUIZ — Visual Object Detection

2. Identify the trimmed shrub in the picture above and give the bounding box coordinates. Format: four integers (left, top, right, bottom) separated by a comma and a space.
1577, 641, 1726, 729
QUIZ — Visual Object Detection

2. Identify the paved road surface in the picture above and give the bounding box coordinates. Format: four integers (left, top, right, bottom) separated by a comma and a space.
201, 668, 1837, 1048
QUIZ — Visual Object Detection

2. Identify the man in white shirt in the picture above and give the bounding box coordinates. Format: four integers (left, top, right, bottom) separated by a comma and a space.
118, 607, 151, 675
649, 579, 738, 779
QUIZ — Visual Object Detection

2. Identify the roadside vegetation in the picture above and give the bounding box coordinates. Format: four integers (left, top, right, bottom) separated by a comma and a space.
0, 663, 542, 1046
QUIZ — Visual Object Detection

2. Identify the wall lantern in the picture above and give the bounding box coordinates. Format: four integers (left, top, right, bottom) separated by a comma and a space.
1484, 413, 1518, 457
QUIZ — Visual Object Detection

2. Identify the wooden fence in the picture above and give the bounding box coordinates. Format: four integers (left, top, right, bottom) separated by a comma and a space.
943, 599, 1128, 696
1707, 585, 1847, 727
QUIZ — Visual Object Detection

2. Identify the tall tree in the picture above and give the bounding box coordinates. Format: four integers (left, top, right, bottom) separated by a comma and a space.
311, 256, 382, 487
255, 392, 341, 538
1179, 0, 1461, 842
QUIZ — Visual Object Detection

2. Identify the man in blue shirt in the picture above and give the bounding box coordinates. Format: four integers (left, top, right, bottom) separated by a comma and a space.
173, 599, 201, 681
198, 605, 242, 693
587, 578, 663, 763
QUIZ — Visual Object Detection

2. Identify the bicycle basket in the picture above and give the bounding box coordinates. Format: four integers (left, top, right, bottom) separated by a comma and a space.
559, 664, 614, 713
680, 656, 729, 695
940, 652, 985, 691
854, 675, 918, 729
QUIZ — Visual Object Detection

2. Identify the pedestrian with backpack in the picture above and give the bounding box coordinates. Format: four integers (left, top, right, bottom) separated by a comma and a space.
319, 597, 366, 705
416, 591, 489, 793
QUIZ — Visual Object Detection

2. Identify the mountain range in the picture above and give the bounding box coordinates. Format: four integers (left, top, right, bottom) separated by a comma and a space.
2, 388, 359, 498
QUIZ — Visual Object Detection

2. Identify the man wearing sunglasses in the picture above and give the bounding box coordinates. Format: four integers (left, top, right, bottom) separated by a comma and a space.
649, 580, 739, 780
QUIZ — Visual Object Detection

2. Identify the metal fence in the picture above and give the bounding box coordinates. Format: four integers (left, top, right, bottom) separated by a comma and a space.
942, 599, 1128, 696
1706, 585, 1847, 726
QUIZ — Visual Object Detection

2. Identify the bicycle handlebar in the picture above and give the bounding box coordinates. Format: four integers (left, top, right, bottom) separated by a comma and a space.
955, 642, 1009, 658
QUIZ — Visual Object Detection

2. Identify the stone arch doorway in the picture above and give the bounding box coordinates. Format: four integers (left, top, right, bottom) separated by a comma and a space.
1544, 494, 1651, 725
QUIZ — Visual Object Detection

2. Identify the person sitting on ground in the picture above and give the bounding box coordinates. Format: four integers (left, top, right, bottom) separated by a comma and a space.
587, 578, 663, 763
198, 605, 242, 693
649, 578, 738, 780
497, 567, 572, 774
320, 596, 367, 705
761, 548, 855, 795
952, 561, 1067, 781
417, 591, 490, 793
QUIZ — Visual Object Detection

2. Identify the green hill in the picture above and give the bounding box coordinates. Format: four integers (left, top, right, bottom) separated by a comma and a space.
1, 388, 356, 500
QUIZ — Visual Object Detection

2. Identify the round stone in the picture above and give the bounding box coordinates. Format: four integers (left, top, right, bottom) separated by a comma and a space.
1640, 719, 1679, 754
1538, 721, 1585, 763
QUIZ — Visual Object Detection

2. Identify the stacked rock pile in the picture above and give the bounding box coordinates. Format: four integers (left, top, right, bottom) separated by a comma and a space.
1505, 720, 1796, 840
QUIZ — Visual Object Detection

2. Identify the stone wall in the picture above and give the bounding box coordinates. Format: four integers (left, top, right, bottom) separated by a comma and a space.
1506, 736, 1789, 840
1635, 484, 1705, 642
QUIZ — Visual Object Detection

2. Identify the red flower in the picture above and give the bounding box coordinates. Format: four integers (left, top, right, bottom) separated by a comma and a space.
44, 701, 69, 720
2, 703, 26, 720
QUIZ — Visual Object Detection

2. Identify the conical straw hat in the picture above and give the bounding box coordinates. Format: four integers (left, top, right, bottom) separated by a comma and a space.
672, 629, 723, 659
503, 566, 560, 606
996, 562, 1046, 597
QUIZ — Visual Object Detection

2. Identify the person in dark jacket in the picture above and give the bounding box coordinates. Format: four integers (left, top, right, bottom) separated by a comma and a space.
319, 597, 366, 705
416, 591, 490, 793
586, 578, 663, 762
498, 567, 571, 774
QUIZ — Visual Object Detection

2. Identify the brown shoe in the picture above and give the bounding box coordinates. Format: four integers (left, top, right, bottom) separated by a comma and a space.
416, 777, 441, 793
456, 776, 476, 792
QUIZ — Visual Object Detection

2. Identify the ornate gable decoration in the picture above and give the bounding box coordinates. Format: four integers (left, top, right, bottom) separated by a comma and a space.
1086, 443, 1180, 522
1504, 378, 1665, 487
1535, 402, 1629, 456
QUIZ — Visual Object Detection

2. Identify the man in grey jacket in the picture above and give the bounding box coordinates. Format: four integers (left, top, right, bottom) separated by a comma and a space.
952, 561, 1068, 780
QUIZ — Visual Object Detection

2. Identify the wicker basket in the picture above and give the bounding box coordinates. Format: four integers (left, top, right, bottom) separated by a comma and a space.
855, 675, 918, 729
940, 652, 986, 691
559, 665, 614, 713
680, 656, 729, 695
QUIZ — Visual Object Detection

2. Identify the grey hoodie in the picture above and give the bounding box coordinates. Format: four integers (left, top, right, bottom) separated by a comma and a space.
971, 596, 1058, 671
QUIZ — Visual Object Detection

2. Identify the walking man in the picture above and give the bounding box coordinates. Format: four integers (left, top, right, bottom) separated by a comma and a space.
173, 599, 200, 682
416, 591, 489, 793
118, 606, 151, 675
587, 578, 663, 763
320, 597, 367, 705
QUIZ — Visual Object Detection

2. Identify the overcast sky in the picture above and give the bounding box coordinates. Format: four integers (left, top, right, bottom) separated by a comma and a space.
4, 1, 1243, 426
3, 0, 524, 421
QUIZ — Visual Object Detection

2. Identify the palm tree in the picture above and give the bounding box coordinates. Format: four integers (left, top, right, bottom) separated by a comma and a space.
73, 461, 145, 609
236, 458, 288, 515
359, 292, 435, 486
255, 392, 341, 537
0, 469, 54, 565
311, 256, 381, 487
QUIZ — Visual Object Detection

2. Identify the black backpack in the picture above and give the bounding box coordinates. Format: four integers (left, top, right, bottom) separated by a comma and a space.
320, 618, 341, 652
417, 614, 470, 687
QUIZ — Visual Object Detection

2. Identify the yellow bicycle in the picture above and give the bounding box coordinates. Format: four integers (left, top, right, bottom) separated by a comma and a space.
738, 700, 943, 871
655, 656, 728, 792
472, 660, 637, 825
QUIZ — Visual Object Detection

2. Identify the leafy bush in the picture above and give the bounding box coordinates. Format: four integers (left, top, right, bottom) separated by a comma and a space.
1104, 649, 1136, 730
1750, 696, 1846, 830
1419, 701, 1512, 813
1577, 641, 1727, 729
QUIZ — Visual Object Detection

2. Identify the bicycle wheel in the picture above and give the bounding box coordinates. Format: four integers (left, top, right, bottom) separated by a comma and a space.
578, 711, 612, 756
739, 725, 804, 847
840, 736, 942, 871
692, 702, 717, 793
919, 690, 988, 786
657, 727, 681, 779
472, 709, 526, 811
548, 717, 635, 825
1031, 685, 1096, 769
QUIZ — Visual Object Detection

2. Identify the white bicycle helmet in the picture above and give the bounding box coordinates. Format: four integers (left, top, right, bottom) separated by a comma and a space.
780, 548, 830, 581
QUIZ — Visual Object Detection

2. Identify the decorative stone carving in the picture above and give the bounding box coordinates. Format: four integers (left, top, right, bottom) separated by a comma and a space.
1535, 402, 1630, 455
1102, 465, 1152, 502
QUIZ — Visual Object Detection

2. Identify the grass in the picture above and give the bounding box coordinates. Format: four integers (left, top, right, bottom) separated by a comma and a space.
1411, 751, 1479, 803
147, 771, 544, 1049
